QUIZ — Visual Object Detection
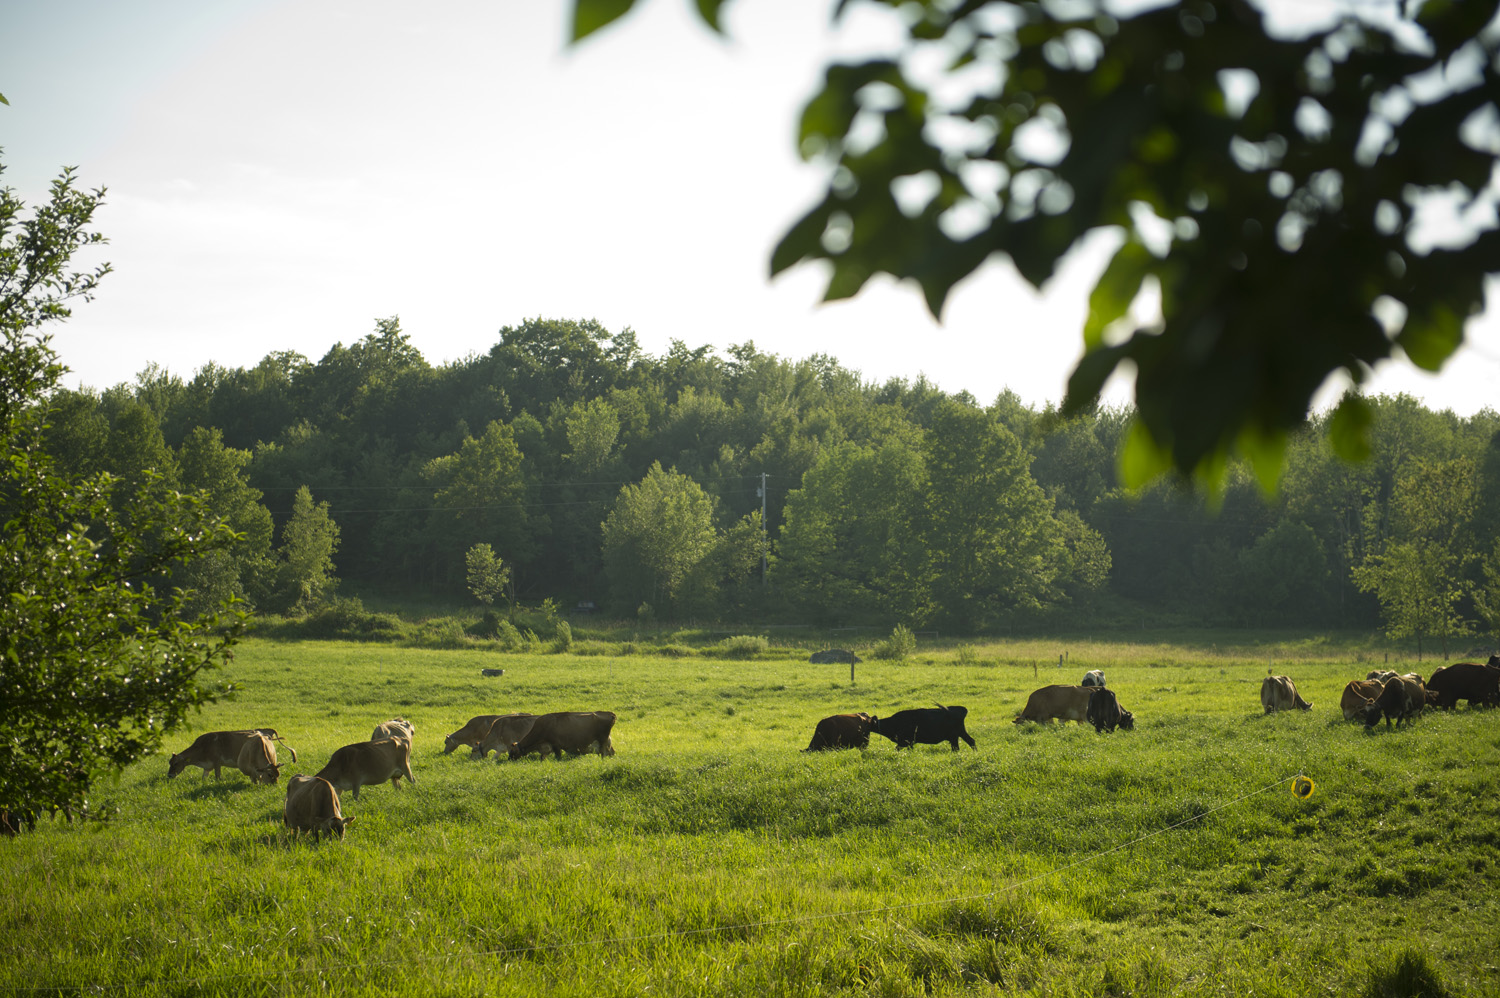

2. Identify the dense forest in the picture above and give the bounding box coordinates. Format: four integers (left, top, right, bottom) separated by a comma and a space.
39, 316, 1500, 647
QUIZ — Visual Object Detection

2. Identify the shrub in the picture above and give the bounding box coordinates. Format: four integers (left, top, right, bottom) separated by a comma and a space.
872, 624, 917, 662
552, 619, 574, 653
405, 617, 469, 650
467, 608, 504, 639
955, 644, 978, 666
295, 596, 407, 641
654, 644, 695, 658
716, 635, 769, 659
494, 620, 523, 651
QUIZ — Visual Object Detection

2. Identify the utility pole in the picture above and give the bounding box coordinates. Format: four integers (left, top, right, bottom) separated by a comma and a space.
758, 471, 768, 587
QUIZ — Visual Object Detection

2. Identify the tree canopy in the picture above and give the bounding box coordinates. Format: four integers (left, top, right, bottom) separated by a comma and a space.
572, 0, 1500, 486
1, 161, 241, 825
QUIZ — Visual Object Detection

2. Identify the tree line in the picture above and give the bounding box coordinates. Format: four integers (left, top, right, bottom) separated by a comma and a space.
38, 315, 1500, 648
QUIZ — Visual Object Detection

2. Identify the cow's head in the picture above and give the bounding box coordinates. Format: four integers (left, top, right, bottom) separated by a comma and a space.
1362, 701, 1384, 728
1118, 709, 1135, 730
167, 753, 187, 778
320, 815, 353, 840
253, 762, 283, 785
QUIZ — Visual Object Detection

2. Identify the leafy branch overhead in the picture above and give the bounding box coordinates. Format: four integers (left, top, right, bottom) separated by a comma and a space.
572, 0, 1500, 485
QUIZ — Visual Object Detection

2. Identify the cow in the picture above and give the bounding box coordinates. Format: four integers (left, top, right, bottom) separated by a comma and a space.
1261, 675, 1312, 713
1364, 674, 1426, 729
1426, 662, 1500, 709
507, 712, 617, 761
283, 775, 352, 840
315, 737, 416, 800
1081, 670, 1106, 688
872, 705, 975, 751
167, 729, 298, 780
371, 718, 415, 743
1086, 687, 1134, 732
443, 715, 503, 755
235, 732, 282, 785
475, 713, 541, 760
803, 712, 877, 751
1340, 679, 1385, 721
1014, 685, 1094, 725
809, 649, 861, 665
1367, 670, 1399, 683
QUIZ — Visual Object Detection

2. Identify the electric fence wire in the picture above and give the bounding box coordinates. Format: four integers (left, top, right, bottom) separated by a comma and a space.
0, 772, 1311, 995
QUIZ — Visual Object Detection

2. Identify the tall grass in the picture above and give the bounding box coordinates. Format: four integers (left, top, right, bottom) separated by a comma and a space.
2, 637, 1496, 997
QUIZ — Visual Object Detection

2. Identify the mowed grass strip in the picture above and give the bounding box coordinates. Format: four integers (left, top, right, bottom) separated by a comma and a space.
3, 638, 1498, 997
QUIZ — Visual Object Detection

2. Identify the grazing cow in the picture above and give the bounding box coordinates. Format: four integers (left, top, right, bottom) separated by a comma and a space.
809, 649, 861, 665
507, 712, 617, 761
1081, 670, 1106, 688
443, 715, 503, 755
235, 732, 282, 785
803, 712, 878, 751
1340, 679, 1385, 721
168, 729, 298, 780
475, 713, 541, 760
1261, 676, 1313, 713
371, 718, 415, 743
1014, 685, 1094, 725
1426, 662, 1500, 709
872, 705, 975, 751
1367, 670, 1399, 683
1364, 674, 1426, 729
315, 737, 416, 800
283, 775, 352, 840
1086, 687, 1134, 732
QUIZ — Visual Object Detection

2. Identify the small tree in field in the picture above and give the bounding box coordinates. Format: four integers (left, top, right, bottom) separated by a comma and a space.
275, 486, 341, 613
1, 161, 242, 826
465, 542, 511, 608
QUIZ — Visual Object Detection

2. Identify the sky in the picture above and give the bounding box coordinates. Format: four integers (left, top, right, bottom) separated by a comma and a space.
4, 0, 1499, 416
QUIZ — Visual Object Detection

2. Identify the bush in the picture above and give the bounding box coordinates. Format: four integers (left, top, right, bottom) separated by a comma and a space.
716, 635, 769, 660
405, 617, 469, 650
293, 596, 407, 641
872, 624, 917, 662
552, 619, 574, 653
467, 609, 504, 639
495, 620, 523, 651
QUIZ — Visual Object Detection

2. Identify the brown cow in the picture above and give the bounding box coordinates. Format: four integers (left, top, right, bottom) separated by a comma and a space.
507, 711, 617, 761
475, 713, 540, 760
1261, 676, 1312, 713
315, 737, 416, 800
803, 712, 877, 751
283, 775, 352, 840
443, 715, 503, 755
1364, 675, 1426, 729
236, 732, 282, 785
371, 718, 415, 743
1426, 662, 1500, 708
1340, 679, 1385, 721
168, 728, 298, 780
1014, 686, 1094, 725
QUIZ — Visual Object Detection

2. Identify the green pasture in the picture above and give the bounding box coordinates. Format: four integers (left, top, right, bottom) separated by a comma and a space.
3, 636, 1498, 997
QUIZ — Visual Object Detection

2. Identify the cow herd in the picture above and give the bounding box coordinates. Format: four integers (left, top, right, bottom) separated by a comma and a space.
804, 674, 1136, 754
1264, 655, 1500, 730
150, 655, 1500, 842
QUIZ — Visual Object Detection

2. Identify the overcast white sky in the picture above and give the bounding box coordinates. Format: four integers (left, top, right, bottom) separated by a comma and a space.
4, 0, 1499, 416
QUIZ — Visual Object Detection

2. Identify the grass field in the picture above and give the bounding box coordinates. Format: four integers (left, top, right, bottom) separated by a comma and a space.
3, 635, 1498, 997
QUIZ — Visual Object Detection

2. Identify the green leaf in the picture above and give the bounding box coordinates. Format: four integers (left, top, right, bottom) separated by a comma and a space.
1236, 425, 1287, 495
1327, 393, 1373, 463
571, 0, 637, 42
0, 93, 9, 106
693, 0, 730, 33
1397, 303, 1463, 372
1117, 420, 1174, 490
1083, 239, 1152, 350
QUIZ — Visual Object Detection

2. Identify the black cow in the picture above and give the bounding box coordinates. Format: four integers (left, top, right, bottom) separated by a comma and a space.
872, 705, 975, 751
1086, 687, 1134, 732
1426, 662, 1500, 709
803, 712, 877, 751
809, 649, 861, 665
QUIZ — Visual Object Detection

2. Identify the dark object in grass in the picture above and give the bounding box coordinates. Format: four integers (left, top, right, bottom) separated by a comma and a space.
809, 649, 860, 665
481, 668, 505, 677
